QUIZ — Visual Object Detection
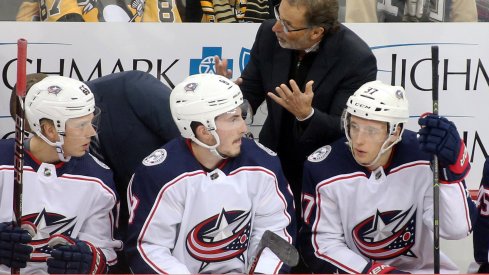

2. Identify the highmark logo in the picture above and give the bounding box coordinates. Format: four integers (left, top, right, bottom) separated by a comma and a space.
189, 47, 233, 76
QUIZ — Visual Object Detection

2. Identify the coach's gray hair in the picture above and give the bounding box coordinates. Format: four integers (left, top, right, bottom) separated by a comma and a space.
287, 0, 340, 33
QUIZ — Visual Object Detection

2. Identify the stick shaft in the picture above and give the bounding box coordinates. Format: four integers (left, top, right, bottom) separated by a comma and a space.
431, 45, 440, 274
12, 38, 27, 275
248, 247, 264, 274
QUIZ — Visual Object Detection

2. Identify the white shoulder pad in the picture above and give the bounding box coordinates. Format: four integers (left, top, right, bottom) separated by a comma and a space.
307, 145, 332, 163
254, 140, 277, 156
143, 149, 167, 166
89, 153, 110, 169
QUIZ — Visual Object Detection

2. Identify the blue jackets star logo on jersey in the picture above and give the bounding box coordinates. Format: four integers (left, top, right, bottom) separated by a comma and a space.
186, 209, 252, 272
352, 206, 417, 260
22, 208, 77, 262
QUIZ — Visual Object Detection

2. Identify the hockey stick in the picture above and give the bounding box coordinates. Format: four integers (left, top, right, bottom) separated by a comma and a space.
248, 230, 299, 274
12, 38, 27, 275
431, 45, 440, 274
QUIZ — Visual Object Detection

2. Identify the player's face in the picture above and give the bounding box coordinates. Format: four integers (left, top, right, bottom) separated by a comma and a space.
62, 112, 98, 157
272, 1, 316, 50
215, 107, 248, 158
349, 116, 389, 166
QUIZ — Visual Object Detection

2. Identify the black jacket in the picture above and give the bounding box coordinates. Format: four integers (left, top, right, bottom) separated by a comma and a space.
241, 20, 377, 157
86, 70, 179, 232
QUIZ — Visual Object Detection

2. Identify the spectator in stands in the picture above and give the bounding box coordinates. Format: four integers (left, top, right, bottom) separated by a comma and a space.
345, 0, 477, 22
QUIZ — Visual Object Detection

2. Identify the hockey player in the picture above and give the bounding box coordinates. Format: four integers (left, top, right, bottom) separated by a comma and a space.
473, 158, 489, 273
0, 76, 121, 274
300, 80, 472, 273
126, 73, 296, 274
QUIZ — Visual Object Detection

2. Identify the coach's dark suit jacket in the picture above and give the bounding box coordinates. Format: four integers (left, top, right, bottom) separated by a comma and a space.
240, 19, 377, 194
242, 20, 377, 155
86, 71, 179, 232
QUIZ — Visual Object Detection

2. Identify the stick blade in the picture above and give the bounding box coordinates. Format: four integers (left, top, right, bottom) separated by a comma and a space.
260, 230, 299, 267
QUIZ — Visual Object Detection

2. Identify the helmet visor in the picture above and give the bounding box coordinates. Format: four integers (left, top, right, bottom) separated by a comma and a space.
64, 106, 100, 138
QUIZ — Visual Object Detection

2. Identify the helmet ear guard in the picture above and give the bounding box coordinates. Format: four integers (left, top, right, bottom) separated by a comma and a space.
170, 74, 245, 155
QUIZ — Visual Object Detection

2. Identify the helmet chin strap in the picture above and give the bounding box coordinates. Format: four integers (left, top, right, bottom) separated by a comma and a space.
351, 135, 402, 169
36, 131, 71, 162
191, 131, 227, 160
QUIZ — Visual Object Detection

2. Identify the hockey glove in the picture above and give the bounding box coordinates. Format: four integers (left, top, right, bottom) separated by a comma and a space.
418, 114, 470, 183
0, 222, 35, 269
364, 262, 410, 274
47, 234, 107, 274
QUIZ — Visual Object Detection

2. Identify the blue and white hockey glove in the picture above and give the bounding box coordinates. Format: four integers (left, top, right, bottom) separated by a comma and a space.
47, 234, 107, 274
364, 262, 410, 274
0, 222, 35, 269
418, 113, 470, 183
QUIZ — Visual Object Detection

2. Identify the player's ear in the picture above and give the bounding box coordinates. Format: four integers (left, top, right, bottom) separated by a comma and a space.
40, 120, 58, 141
394, 124, 403, 137
195, 124, 212, 141
388, 124, 403, 142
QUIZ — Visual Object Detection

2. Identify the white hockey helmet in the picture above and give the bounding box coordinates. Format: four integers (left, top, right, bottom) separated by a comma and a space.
170, 74, 244, 154
344, 80, 409, 136
343, 80, 409, 166
25, 76, 96, 161
25, 75, 95, 135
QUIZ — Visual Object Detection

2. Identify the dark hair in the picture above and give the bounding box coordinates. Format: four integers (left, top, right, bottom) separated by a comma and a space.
9, 73, 49, 132
287, 0, 340, 33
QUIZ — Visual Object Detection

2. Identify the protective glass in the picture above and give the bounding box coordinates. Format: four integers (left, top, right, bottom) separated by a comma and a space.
64, 107, 101, 137
273, 4, 310, 33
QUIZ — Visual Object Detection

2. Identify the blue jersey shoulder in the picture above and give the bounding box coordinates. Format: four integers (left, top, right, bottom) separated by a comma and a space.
304, 130, 430, 183
304, 137, 360, 182
389, 130, 431, 167
67, 153, 116, 191
132, 138, 201, 189
0, 138, 15, 165
230, 138, 282, 172
0, 138, 116, 192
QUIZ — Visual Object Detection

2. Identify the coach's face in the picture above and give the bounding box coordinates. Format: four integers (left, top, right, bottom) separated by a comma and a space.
272, 0, 324, 51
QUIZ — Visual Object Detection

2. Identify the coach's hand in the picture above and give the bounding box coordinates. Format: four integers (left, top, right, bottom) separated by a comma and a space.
269, 80, 314, 121
47, 234, 107, 274
0, 222, 34, 269
418, 114, 470, 182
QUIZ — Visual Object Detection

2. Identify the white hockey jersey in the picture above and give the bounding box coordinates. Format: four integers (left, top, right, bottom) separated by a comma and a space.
126, 138, 296, 274
0, 138, 122, 274
300, 130, 472, 274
